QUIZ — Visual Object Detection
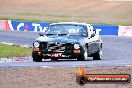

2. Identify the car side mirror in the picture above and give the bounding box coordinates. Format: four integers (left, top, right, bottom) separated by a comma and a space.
90, 33, 95, 38
93, 30, 96, 34
39, 33, 44, 36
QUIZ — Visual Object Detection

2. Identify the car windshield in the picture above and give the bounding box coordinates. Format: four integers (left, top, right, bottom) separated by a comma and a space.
46, 24, 88, 37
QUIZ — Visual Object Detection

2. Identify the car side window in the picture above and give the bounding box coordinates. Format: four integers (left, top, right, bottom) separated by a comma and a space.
87, 24, 94, 38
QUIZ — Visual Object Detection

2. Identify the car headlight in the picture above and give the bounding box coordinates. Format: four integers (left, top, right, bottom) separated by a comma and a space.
34, 42, 40, 48
74, 44, 80, 49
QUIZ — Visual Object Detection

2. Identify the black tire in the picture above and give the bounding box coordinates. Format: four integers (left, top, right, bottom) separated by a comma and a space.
93, 50, 102, 60
77, 46, 88, 61
76, 76, 87, 85
77, 57, 85, 61
32, 52, 43, 62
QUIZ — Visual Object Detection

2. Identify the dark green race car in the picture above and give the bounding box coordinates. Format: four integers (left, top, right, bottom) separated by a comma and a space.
32, 22, 102, 62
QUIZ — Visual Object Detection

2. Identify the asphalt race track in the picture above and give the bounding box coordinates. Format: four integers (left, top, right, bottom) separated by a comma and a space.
0, 30, 132, 67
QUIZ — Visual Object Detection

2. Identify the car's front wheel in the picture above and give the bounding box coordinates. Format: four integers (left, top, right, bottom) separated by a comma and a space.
32, 52, 43, 62
77, 46, 88, 61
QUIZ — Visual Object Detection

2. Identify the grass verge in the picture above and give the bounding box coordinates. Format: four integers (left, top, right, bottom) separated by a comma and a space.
1, 17, 132, 26
0, 43, 32, 58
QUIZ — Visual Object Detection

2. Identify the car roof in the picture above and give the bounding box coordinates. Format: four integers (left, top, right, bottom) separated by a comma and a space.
49, 22, 89, 26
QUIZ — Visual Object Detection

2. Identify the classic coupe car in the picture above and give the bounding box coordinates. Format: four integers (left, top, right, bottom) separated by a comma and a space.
32, 22, 102, 62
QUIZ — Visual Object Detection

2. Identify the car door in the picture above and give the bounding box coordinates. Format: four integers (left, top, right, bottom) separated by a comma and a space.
87, 25, 98, 53
92, 35, 100, 52
88, 34, 97, 53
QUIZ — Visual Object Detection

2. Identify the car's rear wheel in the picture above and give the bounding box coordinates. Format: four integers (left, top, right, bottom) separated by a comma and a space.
77, 46, 88, 61
93, 49, 102, 60
32, 52, 43, 62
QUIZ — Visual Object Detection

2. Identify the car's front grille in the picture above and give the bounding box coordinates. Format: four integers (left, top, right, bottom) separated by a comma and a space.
40, 42, 47, 51
48, 42, 65, 52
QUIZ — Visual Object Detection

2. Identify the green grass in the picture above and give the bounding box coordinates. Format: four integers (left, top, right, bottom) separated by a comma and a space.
0, 43, 32, 58
0, 17, 132, 26
0, 17, 41, 22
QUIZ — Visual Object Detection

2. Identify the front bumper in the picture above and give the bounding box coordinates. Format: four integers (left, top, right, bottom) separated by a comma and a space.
33, 42, 84, 59
33, 49, 83, 59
